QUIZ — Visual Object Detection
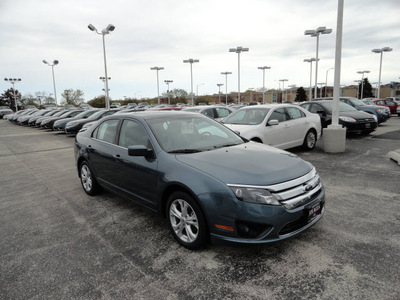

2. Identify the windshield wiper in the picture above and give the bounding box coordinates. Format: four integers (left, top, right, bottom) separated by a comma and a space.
168, 149, 202, 154
214, 143, 241, 149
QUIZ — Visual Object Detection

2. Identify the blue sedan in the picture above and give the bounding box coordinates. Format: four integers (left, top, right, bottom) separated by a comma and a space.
74, 111, 325, 249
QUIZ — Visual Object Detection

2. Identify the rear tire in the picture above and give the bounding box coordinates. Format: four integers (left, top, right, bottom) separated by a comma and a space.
167, 191, 208, 250
79, 161, 101, 196
303, 130, 317, 150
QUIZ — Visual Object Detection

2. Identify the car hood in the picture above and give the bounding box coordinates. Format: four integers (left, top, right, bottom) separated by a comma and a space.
340, 110, 376, 120
223, 123, 259, 135
175, 142, 312, 185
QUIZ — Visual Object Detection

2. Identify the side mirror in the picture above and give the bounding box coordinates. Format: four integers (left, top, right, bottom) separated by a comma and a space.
316, 110, 326, 117
128, 145, 153, 158
268, 119, 279, 126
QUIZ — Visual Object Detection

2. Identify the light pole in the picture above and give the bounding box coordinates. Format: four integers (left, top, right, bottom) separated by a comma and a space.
325, 67, 334, 97
164, 80, 173, 105
183, 58, 199, 105
221, 71, 232, 104
279, 79, 288, 102
354, 80, 361, 98
4, 78, 21, 111
43, 59, 59, 106
151, 66, 164, 105
229, 46, 249, 104
88, 23, 115, 110
318, 83, 326, 97
217, 84, 224, 103
258, 66, 271, 103
304, 58, 318, 99
357, 70, 370, 99
305, 26, 332, 99
196, 83, 204, 97
288, 84, 296, 102
100, 77, 111, 104
372, 47, 393, 98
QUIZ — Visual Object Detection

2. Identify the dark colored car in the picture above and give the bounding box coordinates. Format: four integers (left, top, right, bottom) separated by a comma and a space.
373, 99, 399, 115
41, 110, 82, 129
74, 111, 325, 249
29, 110, 62, 126
65, 110, 117, 134
300, 100, 378, 134
314, 97, 389, 124
182, 105, 234, 121
53, 109, 99, 131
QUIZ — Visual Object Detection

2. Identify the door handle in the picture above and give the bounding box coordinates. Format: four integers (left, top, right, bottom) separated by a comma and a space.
113, 154, 121, 162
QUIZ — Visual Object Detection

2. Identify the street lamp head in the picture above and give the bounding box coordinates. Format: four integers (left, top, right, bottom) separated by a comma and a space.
221, 72, 232, 75
88, 24, 96, 31
43, 59, 48, 64
382, 47, 393, 52
229, 46, 249, 53
304, 29, 316, 36
106, 24, 115, 32
53, 60, 59, 65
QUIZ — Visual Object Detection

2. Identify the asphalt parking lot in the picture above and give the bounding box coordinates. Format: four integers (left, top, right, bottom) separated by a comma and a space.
0, 118, 399, 300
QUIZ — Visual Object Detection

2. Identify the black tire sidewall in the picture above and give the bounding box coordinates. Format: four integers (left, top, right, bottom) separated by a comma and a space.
79, 161, 100, 196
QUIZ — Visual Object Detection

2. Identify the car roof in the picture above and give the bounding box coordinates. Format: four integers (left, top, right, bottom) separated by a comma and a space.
110, 110, 199, 120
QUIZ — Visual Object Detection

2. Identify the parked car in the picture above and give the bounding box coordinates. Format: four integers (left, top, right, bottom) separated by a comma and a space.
0, 108, 13, 119
373, 99, 399, 116
53, 109, 99, 131
222, 104, 321, 150
183, 105, 234, 121
361, 99, 391, 121
65, 109, 117, 134
16, 109, 49, 125
9, 109, 38, 123
313, 97, 386, 124
41, 110, 82, 129
300, 100, 378, 134
29, 110, 62, 126
74, 111, 325, 249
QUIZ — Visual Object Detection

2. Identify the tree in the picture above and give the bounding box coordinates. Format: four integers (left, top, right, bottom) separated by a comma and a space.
0, 88, 22, 110
161, 88, 188, 104
87, 95, 106, 108
61, 89, 85, 106
295, 87, 308, 102
358, 77, 373, 99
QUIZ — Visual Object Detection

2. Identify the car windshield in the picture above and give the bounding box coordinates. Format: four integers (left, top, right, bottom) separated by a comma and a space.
146, 115, 244, 153
321, 102, 357, 112
88, 110, 107, 119
222, 108, 270, 125
362, 100, 374, 106
347, 98, 365, 107
75, 110, 97, 118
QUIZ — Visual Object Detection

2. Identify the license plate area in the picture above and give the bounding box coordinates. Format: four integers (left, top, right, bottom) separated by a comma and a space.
306, 202, 322, 223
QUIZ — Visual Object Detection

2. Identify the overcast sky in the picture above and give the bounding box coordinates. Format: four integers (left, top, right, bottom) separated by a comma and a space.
1, 0, 399, 102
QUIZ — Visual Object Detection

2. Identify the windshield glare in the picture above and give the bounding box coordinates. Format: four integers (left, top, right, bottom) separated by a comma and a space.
223, 108, 269, 125
89, 110, 107, 119
322, 102, 357, 112
147, 116, 244, 153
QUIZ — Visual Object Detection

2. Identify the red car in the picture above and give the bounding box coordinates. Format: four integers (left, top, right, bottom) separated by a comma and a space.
373, 99, 399, 115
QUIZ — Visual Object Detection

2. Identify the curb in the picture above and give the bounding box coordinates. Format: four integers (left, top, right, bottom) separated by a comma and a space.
387, 149, 400, 166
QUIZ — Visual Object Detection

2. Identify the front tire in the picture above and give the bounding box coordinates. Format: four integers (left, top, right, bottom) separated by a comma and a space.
79, 161, 101, 196
167, 192, 208, 250
303, 130, 317, 150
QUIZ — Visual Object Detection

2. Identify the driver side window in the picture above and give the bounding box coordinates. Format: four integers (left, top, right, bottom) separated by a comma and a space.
269, 108, 288, 122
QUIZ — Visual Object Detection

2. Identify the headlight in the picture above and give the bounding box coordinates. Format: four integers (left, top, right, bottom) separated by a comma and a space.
229, 186, 281, 205
339, 116, 356, 123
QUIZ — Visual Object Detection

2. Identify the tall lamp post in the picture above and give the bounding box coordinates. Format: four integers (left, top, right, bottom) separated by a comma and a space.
164, 80, 173, 105
305, 26, 332, 99
217, 84, 224, 103
88, 23, 115, 110
325, 67, 334, 97
42, 59, 59, 106
100, 77, 111, 101
221, 71, 232, 104
288, 84, 296, 102
279, 79, 288, 102
304, 58, 318, 99
183, 58, 199, 105
150, 66, 164, 105
229, 46, 249, 104
196, 83, 204, 97
258, 66, 271, 103
4, 78, 21, 111
354, 80, 361, 98
357, 70, 370, 99
371, 47, 393, 98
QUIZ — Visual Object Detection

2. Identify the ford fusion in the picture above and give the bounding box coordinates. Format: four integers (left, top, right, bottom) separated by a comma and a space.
74, 111, 325, 249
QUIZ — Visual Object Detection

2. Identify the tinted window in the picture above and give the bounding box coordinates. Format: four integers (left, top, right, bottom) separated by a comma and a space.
310, 104, 324, 113
201, 108, 215, 118
269, 108, 288, 122
95, 119, 119, 144
287, 107, 305, 119
216, 108, 231, 118
118, 119, 149, 148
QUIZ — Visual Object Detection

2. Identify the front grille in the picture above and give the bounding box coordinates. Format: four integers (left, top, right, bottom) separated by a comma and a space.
268, 168, 323, 210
